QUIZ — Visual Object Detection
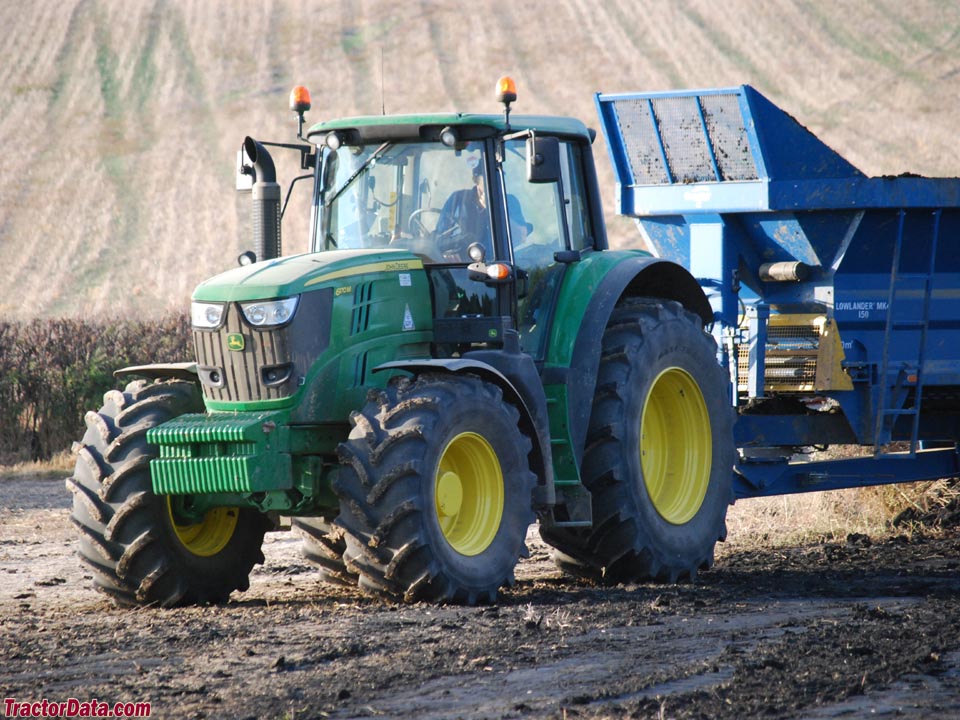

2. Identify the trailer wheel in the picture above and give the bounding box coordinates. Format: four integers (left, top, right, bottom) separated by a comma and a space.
67, 379, 269, 607
334, 373, 536, 604
292, 516, 357, 586
541, 299, 734, 583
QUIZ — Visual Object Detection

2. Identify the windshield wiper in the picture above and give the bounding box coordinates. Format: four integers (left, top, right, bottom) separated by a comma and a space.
325, 142, 391, 207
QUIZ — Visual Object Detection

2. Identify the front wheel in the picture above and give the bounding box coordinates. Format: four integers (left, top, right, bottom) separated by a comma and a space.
334, 374, 536, 604
67, 379, 270, 607
541, 299, 734, 583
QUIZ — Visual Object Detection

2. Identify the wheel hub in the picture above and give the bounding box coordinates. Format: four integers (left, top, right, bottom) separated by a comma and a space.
168, 501, 239, 557
640, 367, 712, 525
436, 471, 464, 517
434, 432, 504, 556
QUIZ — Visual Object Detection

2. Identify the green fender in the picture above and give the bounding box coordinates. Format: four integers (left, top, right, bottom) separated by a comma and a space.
542, 251, 713, 470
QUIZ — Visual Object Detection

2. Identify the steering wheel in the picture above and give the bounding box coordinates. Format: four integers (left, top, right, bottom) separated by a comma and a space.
408, 208, 441, 238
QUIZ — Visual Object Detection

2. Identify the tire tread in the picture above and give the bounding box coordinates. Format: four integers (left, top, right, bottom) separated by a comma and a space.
69, 379, 267, 607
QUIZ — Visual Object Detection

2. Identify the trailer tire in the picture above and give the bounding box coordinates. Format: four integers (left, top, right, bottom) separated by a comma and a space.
67, 379, 269, 607
293, 517, 357, 586
541, 299, 734, 583
334, 373, 536, 604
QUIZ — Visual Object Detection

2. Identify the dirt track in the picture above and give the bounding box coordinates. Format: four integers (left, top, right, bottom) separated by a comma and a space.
2, 475, 959, 720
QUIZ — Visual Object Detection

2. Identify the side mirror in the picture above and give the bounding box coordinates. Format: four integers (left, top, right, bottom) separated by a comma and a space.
526, 135, 560, 183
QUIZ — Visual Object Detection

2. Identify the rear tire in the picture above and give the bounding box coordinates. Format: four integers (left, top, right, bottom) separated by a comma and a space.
540, 299, 734, 583
67, 379, 269, 607
334, 373, 536, 604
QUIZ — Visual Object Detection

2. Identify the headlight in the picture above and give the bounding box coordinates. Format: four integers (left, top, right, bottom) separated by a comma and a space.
191, 301, 225, 329
240, 297, 299, 327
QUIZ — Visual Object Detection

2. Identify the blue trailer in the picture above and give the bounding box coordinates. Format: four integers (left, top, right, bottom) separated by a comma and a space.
596, 85, 960, 500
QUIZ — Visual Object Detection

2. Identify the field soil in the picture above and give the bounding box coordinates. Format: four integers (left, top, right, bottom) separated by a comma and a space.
1, 474, 959, 719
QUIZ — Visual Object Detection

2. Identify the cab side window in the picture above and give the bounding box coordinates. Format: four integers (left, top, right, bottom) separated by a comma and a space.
502, 139, 564, 263
560, 142, 594, 252
502, 138, 594, 260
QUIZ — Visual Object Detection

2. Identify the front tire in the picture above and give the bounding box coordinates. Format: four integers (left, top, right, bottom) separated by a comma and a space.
541, 299, 734, 583
334, 374, 536, 604
67, 379, 270, 607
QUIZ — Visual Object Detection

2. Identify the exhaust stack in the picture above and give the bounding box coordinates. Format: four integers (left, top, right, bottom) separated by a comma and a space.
243, 137, 281, 262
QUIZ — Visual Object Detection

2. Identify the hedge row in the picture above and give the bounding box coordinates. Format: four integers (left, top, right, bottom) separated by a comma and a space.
0, 316, 192, 463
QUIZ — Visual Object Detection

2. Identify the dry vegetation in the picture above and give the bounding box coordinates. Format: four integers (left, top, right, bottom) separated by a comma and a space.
0, 316, 191, 462
0, 452, 74, 481
726, 485, 926, 548
2, 0, 960, 319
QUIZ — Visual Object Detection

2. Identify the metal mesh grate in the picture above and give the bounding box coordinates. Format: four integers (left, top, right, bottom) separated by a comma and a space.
700, 94, 758, 181
609, 92, 758, 186
651, 96, 715, 184
768, 325, 819, 344
611, 98, 670, 185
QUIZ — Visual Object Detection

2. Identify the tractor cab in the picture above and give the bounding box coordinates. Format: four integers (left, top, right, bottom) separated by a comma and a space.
306, 81, 601, 359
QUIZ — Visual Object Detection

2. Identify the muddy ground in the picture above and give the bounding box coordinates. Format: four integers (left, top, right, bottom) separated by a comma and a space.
1, 475, 959, 720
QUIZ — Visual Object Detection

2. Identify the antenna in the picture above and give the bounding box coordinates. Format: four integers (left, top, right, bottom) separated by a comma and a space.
380, 48, 386, 115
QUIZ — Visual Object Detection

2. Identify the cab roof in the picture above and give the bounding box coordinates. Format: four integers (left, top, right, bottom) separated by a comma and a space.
306, 113, 593, 144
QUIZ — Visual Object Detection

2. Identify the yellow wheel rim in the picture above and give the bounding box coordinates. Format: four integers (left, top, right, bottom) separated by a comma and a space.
168, 501, 239, 557
434, 432, 504, 556
640, 367, 712, 525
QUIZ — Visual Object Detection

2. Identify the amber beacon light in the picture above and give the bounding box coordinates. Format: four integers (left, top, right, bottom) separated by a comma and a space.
496, 76, 518, 105
289, 86, 312, 112
496, 76, 518, 130
290, 86, 312, 139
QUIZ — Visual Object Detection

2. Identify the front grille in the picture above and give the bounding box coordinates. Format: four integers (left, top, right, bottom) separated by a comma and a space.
193, 289, 333, 404
194, 304, 291, 402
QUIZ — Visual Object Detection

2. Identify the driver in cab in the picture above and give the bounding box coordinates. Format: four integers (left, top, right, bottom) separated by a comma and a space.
435, 159, 539, 265
435, 160, 492, 261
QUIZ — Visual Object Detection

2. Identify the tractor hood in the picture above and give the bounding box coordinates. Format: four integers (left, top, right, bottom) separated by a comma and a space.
192, 249, 425, 302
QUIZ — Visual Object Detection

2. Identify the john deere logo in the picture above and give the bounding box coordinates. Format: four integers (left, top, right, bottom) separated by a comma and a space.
227, 333, 245, 351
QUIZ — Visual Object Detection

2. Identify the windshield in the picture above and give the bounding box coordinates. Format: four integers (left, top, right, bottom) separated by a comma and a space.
319, 140, 492, 263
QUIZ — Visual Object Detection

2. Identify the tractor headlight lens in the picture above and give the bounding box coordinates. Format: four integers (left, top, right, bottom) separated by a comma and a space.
240, 297, 299, 327
191, 301, 226, 329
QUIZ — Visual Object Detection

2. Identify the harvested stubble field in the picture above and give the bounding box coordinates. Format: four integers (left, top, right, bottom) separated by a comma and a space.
2, 0, 960, 319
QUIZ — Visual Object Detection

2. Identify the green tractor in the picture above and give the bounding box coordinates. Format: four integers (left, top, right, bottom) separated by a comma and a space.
68, 79, 733, 607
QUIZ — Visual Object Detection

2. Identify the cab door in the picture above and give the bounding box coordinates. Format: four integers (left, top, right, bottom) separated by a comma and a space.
501, 138, 596, 359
